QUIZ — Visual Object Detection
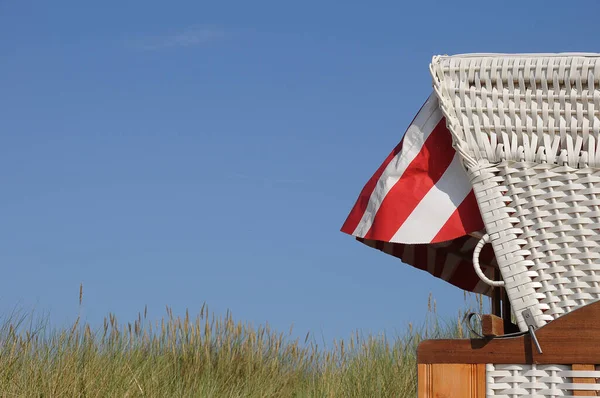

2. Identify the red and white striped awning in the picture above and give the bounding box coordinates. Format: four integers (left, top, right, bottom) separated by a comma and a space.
341, 93, 497, 295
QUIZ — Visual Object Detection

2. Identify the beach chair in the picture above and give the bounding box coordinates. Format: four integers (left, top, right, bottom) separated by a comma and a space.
342, 53, 600, 397
431, 53, 600, 332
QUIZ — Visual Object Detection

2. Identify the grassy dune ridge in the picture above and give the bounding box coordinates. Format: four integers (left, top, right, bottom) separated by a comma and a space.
0, 293, 486, 397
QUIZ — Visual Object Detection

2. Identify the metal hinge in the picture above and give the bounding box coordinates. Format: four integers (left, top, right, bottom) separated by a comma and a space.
522, 309, 543, 354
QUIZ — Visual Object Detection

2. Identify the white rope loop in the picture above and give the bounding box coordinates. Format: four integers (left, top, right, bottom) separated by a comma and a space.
473, 233, 505, 287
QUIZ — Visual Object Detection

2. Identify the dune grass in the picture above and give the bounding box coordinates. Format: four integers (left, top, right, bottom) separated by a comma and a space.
0, 293, 486, 397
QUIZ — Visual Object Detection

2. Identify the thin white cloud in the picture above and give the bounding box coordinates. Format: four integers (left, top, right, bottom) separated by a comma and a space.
129, 26, 225, 51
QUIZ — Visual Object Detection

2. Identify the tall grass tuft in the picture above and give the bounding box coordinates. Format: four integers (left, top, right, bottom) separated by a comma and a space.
0, 292, 486, 397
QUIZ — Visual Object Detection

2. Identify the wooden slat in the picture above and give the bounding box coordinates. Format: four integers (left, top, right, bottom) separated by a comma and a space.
481, 314, 504, 337
492, 268, 501, 317
473, 363, 486, 397
418, 300, 600, 364
418, 363, 485, 397
572, 364, 597, 396
417, 364, 431, 398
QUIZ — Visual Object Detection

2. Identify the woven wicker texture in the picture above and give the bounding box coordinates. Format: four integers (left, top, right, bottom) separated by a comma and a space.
487, 364, 600, 397
431, 54, 600, 170
431, 54, 600, 331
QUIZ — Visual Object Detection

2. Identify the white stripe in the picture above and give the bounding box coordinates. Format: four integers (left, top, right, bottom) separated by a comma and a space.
402, 244, 415, 267
382, 241, 395, 255
352, 93, 443, 238
439, 252, 461, 282
390, 154, 472, 243
460, 236, 478, 253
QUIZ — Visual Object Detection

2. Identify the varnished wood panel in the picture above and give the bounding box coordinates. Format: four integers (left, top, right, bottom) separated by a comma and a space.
417, 364, 431, 398
572, 364, 597, 396
418, 301, 600, 364
481, 314, 504, 337
418, 364, 485, 397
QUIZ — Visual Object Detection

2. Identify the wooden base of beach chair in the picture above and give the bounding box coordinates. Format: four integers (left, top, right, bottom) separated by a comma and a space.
418, 300, 600, 397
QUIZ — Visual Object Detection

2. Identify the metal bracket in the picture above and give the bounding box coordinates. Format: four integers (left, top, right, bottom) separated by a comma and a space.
522, 309, 543, 354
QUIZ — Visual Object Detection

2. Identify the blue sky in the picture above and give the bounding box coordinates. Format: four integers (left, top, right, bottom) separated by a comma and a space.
2, 1, 599, 343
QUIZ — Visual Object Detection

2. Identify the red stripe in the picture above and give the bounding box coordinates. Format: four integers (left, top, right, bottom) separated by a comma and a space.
442, 236, 484, 292
356, 237, 492, 295
448, 258, 482, 293
363, 120, 455, 241
413, 245, 428, 272
340, 139, 404, 234
431, 191, 484, 243
391, 242, 405, 258
480, 244, 496, 266
433, 246, 446, 278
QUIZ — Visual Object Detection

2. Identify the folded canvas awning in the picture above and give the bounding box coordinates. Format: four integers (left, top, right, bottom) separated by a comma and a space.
341, 93, 497, 295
